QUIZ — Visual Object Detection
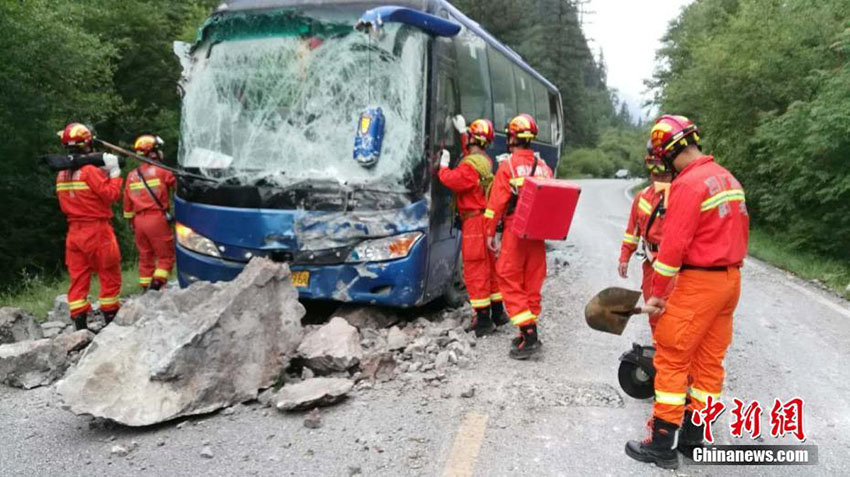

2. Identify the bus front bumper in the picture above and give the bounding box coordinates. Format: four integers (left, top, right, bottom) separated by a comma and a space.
176, 240, 428, 307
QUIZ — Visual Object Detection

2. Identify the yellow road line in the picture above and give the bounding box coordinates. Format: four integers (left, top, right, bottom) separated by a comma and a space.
442, 412, 489, 477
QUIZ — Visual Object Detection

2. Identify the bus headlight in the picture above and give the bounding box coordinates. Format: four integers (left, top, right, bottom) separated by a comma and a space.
346, 232, 423, 263
175, 222, 221, 258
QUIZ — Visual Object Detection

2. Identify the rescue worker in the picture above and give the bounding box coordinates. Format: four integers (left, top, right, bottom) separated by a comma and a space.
484, 114, 553, 360
618, 141, 673, 335
438, 117, 506, 336
625, 115, 749, 469
123, 135, 177, 291
55, 123, 123, 331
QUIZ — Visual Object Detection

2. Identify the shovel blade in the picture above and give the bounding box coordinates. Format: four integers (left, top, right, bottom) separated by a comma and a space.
584, 287, 642, 335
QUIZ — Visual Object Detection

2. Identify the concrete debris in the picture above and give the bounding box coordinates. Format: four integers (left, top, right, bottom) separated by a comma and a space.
334, 306, 399, 330
434, 351, 450, 370
360, 353, 396, 383
275, 377, 354, 411
303, 408, 323, 429
461, 385, 476, 398
0, 307, 43, 344
110, 444, 130, 457
298, 317, 362, 374
386, 326, 409, 350
56, 258, 305, 426
200, 446, 214, 459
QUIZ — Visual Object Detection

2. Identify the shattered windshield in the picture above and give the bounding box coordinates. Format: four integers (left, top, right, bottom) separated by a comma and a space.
179, 10, 427, 190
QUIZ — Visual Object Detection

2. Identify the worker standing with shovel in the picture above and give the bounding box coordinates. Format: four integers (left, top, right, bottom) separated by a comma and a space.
624, 115, 749, 469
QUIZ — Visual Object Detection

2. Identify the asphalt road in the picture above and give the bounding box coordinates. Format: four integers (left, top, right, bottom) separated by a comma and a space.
2, 179, 849, 476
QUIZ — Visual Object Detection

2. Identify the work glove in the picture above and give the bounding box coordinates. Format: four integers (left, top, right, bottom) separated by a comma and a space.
102, 153, 121, 178
439, 149, 451, 169
452, 115, 467, 135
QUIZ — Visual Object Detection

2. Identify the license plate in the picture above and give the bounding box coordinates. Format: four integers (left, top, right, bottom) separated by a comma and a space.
291, 271, 310, 288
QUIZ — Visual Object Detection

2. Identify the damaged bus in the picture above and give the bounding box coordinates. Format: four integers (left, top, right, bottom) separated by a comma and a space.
173, 0, 563, 307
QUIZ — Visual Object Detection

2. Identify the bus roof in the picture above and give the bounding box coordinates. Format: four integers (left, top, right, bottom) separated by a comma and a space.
214, 0, 560, 93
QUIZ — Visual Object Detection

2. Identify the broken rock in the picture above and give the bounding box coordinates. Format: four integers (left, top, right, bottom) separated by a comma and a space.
0, 307, 43, 344
275, 377, 353, 411
386, 326, 409, 351
0, 338, 67, 389
56, 258, 305, 426
298, 317, 362, 374
47, 294, 71, 324
334, 306, 398, 330
41, 321, 71, 339
360, 353, 396, 383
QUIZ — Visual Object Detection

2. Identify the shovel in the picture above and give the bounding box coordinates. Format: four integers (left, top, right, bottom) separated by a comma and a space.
584, 287, 654, 335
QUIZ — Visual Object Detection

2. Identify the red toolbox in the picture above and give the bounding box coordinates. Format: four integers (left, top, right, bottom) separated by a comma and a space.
510, 178, 581, 240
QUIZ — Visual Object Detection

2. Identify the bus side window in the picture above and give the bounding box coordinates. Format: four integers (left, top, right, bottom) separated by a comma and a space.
514, 67, 535, 122
455, 35, 493, 123
532, 80, 552, 144
437, 72, 458, 147
549, 91, 563, 144
488, 47, 517, 130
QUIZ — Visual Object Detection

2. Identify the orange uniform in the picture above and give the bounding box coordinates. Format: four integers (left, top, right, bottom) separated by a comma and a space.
123, 163, 177, 288
56, 165, 123, 318
484, 149, 553, 327
620, 184, 667, 332
438, 153, 501, 309
649, 156, 749, 425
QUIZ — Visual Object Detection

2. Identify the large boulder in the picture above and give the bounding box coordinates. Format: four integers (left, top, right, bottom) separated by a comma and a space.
0, 307, 43, 344
56, 258, 305, 426
275, 377, 353, 411
0, 330, 93, 389
297, 317, 362, 373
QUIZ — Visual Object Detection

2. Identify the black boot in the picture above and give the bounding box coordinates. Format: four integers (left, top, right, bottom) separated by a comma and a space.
625, 418, 680, 469
149, 278, 165, 291
473, 308, 496, 337
509, 324, 542, 360
490, 301, 509, 326
677, 410, 704, 459
72, 313, 89, 331
103, 310, 117, 327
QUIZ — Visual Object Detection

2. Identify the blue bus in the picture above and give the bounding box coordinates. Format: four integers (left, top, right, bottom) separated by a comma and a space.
173, 0, 563, 307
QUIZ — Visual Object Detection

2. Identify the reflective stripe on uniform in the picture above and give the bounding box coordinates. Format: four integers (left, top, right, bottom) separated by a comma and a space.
701, 189, 745, 212
139, 276, 153, 285
68, 298, 89, 311
123, 211, 135, 219
153, 268, 170, 279
638, 197, 653, 215
510, 310, 536, 326
688, 386, 721, 403
129, 178, 162, 190
56, 181, 89, 192
653, 260, 680, 277
483, 209, 495, 219
99, 296, 120, 306
490, 292, 503, 302
470, 297, 491, 309
655, 390, 687, 405
622, 233, 639, 245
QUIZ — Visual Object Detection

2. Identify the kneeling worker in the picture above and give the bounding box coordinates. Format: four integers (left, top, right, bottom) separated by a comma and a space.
439, 117, 506, 336
123, 135, 177, 291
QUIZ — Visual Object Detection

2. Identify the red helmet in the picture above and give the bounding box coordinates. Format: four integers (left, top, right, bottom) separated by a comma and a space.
467, 119, 494, 146
134, 134, 164, 155
506, 114, 538, 141
58, 123, 92, 148
650, 114, 700, 162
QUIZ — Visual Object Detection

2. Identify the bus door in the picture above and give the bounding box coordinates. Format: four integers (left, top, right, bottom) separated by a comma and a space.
424, 36, 462, 300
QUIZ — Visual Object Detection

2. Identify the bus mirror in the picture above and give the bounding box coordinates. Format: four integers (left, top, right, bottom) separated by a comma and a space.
355, 6, 461, 38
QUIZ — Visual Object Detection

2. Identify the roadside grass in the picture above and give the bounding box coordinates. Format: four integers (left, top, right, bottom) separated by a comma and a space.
748, 227, 850, 300
0, 266, 144, 321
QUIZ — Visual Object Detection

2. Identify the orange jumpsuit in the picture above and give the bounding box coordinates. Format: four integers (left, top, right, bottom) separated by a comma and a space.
56, 165, 123, 318
649, 156, 749, 425
619, 184, 667, 333
123, 163, 177, 288
438, 153, 501, 309
484, 149, 553, 327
